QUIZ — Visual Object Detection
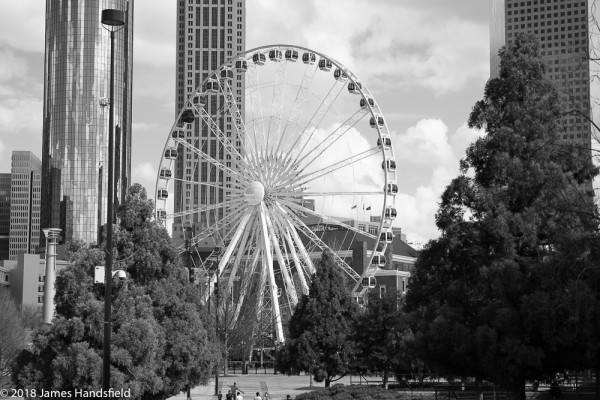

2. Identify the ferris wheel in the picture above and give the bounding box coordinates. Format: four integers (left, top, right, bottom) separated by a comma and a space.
155, 45, 397, 343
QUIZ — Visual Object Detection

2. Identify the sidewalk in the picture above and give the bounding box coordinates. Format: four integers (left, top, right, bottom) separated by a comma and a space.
168, 373, 354, 400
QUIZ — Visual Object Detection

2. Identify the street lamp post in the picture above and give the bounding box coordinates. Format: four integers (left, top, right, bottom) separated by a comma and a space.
101, 8, 126, 393
214, 246, 221, 396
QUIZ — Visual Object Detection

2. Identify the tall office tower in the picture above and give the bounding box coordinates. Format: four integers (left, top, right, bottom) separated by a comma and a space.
490, 0, 595, 193
0, 173, 10, 260
41, 0, 134, 245
9, 152, 42, 261
173, 0, 246, 244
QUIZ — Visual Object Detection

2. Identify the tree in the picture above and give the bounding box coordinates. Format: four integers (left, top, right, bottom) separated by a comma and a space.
276, 250, 358, 387
405, 33, 600, 400
12, 184, 219, 400
352, 289, 413, 389
0, 289, 26, 385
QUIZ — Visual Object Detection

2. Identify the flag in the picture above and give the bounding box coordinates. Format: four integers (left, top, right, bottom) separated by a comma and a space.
351, 205, 357, 209
366, 206, 371, 211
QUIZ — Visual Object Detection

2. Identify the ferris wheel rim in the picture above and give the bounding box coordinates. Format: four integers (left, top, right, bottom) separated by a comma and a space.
154, 44, 398, 339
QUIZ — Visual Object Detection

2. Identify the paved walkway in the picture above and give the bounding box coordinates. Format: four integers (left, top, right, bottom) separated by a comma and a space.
168, 373, 355, 400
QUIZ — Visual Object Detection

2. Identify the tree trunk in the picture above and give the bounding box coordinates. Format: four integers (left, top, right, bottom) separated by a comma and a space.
511, 375, 526, 400
383, 369, 389, 389
325, 377, 331, 387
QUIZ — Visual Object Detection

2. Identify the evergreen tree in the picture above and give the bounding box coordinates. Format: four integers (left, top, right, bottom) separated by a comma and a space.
277, 250, 357, 387
352, 289, 413, 389
405, 33, 600, 400
12, 184, 219, 400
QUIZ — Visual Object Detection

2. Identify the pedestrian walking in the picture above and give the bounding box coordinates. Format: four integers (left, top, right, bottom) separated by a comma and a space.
236, 392, 244, 400
226, 390, 233, 400
253, 392, 262, 400
263, 392, 270, 400
217, 391, 223, 400
550, 380, 561, 399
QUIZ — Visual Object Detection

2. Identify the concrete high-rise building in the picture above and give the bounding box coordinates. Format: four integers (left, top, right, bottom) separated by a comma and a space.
490, 0, 596, 193
0, 173, 10, 260
9, 151, 42, 260
172, 0, 245, 244
41, 0, 134, 245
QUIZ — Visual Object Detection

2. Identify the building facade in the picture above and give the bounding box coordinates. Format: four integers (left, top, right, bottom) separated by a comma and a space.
0, 252, 70, 310
41, 0, 134, 245
489, 0, 595, 193
0, 173, 10, 260
172, 0, 246, 245
9, 152, 42, 260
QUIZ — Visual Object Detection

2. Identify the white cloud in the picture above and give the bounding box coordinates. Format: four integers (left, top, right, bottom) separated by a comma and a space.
247, 0, 489, 95
388, 120, 482, 244
132, 162, 157, 193
0, 4, 45, 53
392, 119, 454, 166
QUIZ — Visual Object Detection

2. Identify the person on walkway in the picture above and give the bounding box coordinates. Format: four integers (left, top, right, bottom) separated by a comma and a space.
236, 392, 244, 400
225, 381, 244, 397
263, 392, 270, 400
225, 390, 233, 400
253, 392, 262, 400
550, 380, 561, 399
217, 390, 223, 400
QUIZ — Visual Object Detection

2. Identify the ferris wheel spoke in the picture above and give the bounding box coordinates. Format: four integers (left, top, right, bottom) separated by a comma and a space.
193, 101, 250, 172
277, 204, 361, 282
246, 63, 265, 157
284, 79, 346, 170
264, 207, 298, 307
271, 109, 368, 187
278, 190, 384, 197
267, 56, 288, 153
270, 209, 310, 295
190, 204, 248, 249
225, 214, 256, 294
205, 210, 254, 302
169, 197, 245, 221
275, 62, 319, 158
259, 203, 284, 343
172, 177, 246, 194
232, 243, 261, 326
294, 108, 369, 172
277, 147, 381, 192
175, 138, 250, 185
277, 198, 378, 241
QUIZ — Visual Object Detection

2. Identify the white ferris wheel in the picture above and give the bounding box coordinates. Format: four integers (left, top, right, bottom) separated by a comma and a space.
155, 45, 398, 343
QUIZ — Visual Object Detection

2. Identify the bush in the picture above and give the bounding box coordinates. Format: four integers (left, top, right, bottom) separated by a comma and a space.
294, 385, 436, 400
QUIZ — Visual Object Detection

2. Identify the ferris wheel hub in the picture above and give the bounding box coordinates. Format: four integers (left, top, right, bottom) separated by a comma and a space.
245, 181, 265, 205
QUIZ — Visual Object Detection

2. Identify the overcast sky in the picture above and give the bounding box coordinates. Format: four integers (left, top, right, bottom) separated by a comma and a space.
0, 1, 490, 245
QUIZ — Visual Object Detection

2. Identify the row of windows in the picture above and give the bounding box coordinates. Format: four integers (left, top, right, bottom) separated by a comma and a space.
507, 1, 586, 8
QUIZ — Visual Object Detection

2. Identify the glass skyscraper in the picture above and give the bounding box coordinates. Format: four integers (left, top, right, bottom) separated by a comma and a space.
41, 0, 134, 245
172, 0, 245, 245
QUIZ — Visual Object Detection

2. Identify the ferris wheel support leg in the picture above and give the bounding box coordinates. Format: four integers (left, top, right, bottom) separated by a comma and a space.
232, 245, 261, 325
280, 210, 315, 276
260, 203, 285, 343
226, 215, 255, 294
272, 211, 309, 296
265, 209, 298, 307
205, 211, 253, 303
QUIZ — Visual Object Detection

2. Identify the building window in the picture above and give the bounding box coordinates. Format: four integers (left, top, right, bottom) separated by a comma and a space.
379, 285, 386, 298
